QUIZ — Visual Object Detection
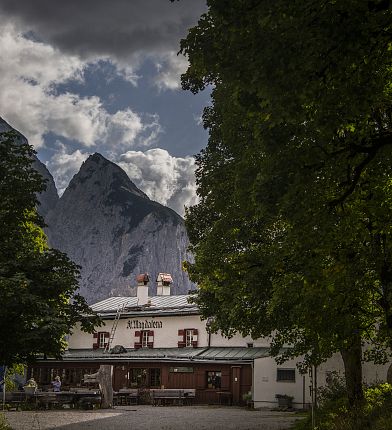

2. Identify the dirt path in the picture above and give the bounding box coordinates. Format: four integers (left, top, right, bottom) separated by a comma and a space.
4, 405, 302, 430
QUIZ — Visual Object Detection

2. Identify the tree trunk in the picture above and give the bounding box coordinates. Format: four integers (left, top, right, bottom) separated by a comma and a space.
85, 365, 113, 408
340, 335, 364, 406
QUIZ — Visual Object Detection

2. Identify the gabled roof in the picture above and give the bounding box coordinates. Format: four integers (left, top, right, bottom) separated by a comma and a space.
90, 295, 199, 317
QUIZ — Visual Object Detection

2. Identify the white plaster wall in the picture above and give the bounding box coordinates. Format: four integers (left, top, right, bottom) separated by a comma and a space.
68, 313, 274, 349
68, 315, 209, 349
210, 331, 271, 348
253, 353, 392, 409
253, 356, 310, 408
315, 353, 391, 387
68, 321, 109, 349
122, 314, 209, 348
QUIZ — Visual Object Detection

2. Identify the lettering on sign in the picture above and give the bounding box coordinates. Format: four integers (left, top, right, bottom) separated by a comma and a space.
127, 320, 163, 329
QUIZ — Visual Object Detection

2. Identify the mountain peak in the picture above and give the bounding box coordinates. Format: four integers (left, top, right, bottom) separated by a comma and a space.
46, 152, 192, 303
67, 152, 149, 201
85, 152, 110, 165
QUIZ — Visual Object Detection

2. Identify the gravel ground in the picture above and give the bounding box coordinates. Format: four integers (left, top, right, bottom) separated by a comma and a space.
4, 406, 302, 430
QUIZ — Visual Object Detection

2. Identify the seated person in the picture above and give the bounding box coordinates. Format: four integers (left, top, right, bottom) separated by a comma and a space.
51, 376, 61, 392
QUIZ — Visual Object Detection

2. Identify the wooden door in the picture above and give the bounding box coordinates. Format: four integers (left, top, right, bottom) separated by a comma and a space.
231, 366, 242, 405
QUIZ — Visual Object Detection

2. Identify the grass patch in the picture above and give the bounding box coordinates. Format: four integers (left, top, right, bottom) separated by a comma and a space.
0, 413, 12, 430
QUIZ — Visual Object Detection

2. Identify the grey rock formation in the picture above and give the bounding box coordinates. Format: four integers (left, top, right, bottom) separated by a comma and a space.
46, 153, 194, 303
0, 118, 194, 303
0, 117, 59, 217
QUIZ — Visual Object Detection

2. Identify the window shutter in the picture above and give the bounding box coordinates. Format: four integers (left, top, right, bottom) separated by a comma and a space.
147, 330, 154, 348
93, 332, 98, 349
134, 331, 142, 349
192, 329, 198, 347
104, 332, 110, 337
178, 329, 186, 348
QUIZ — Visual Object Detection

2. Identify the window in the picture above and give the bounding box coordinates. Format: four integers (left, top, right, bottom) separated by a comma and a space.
98, 332, 107, 348
141, 331, 149, 348
185, 329, 193, 347
207, 371, 221, 389
178, 328, 198, 348
150, 368, 161, 387
134, 330, 154, 349
129, 368, 161, 388
93, 331, 109, 349
277, 368, 295, 382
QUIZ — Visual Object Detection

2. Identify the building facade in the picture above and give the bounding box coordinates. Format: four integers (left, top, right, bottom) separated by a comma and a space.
30, 274, 392, 408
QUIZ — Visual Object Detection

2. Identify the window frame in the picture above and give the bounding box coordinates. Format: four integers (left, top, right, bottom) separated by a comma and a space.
185, 329, 194, 347
206, 371, 222, 389
178, 328, 198, 348
141, 330, 149, 348
93, 331, 109, 349
134, 330, 154, 349
276, 368, 296, 382
98, 332, 107, 348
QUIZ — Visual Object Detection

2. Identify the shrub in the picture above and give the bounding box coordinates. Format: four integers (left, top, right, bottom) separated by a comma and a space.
293, 380, 392, 430
0, 414, 12, 430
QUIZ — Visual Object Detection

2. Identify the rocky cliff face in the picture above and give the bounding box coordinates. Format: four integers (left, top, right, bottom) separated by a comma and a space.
0, 117, 59, 217
1, 118, 194, 303
45, 153, 194, 303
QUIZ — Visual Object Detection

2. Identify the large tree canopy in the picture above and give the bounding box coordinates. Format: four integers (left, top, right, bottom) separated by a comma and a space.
0, 132, 101, 365
181, 0, 392, 404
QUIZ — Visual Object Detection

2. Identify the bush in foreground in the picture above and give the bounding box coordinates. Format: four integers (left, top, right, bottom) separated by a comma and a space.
294, 380, 392, 430
0, 414, 12, 430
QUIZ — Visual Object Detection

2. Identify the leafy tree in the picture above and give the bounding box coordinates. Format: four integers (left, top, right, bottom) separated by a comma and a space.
181, 0, 392, 405
0, 131, 101, 365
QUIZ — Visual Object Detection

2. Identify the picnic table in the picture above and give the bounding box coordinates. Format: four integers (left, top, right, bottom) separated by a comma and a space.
217, 391, 232, 406
113, 388, 138, 406
4, 390, 101, 410
150, 389, 195, 406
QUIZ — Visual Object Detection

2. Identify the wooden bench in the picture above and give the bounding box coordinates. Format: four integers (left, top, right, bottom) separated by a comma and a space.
182, 389, 196, 405
4, 392, 26, 410
113, 388, 138, 405
150, 389, 195, 406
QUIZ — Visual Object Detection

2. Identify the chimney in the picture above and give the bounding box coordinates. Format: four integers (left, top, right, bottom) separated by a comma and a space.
136, 273, 149, 305
156, 273, 173, 296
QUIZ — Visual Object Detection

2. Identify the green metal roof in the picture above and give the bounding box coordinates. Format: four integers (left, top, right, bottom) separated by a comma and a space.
46, 347, 271, 363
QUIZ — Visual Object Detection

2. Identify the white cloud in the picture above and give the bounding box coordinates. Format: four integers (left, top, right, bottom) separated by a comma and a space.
153, 51, 188, 91
46, 142, 90, 195
118, 148, 198, 216
47, 145, 198, 215
0, 23, 160, 149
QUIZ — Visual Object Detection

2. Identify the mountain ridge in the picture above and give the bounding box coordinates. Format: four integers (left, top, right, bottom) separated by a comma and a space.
0, 117, 194, 303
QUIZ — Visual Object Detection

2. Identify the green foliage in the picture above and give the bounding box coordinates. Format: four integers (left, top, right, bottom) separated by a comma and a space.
0, 414, 11, 430
4, 364, 25, 391
0, 132, 101, 365
294, 383, 392, 430
181, 0, 392, 405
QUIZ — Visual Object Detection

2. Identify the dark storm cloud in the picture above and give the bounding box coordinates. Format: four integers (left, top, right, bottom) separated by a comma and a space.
0, 0, 206, 59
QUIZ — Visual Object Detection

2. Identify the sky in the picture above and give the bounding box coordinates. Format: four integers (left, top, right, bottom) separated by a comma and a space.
0, 0, 209, 216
